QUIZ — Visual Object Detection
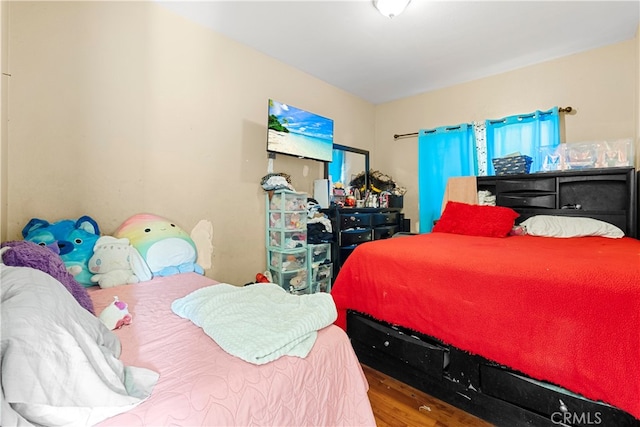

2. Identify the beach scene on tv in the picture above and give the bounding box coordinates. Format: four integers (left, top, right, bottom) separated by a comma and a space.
267, 99, 334, 162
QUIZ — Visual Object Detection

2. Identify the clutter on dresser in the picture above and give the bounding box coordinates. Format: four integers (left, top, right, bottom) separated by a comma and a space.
541, 138, 634, 171
349, 169, 407, 197
492, 152, 533, 175
490, 138, 634, 176
330, 169, 406, 209
306, 198, 333, 244
332, 182, 347, 206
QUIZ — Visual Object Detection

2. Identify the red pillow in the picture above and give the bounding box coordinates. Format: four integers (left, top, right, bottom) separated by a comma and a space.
433, 201, 519, 237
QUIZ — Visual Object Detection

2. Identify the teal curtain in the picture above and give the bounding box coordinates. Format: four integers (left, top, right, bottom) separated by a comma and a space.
418, 124, 477, 233
485, 107, 560, 175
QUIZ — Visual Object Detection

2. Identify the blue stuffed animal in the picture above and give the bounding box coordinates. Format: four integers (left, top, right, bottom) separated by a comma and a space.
22, 215, 101, 287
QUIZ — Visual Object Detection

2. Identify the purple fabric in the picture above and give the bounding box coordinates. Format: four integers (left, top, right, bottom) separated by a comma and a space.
1, 240, 95, 314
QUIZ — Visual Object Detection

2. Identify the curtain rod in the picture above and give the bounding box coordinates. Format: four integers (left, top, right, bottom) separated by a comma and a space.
393, 106, 573, 140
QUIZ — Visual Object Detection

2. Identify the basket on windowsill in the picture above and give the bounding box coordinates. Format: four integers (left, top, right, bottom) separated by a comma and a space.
492, 155, 533, 175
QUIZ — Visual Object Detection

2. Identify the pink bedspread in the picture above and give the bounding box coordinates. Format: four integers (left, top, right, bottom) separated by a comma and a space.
91, 273, 375, 426
332, 233, 640, 419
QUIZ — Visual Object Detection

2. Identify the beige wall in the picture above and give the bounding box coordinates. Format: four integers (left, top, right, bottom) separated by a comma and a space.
4, 2, 639, 284
5, 1, 374, 285
374, 38, 639, 232
1, 1, 8, 242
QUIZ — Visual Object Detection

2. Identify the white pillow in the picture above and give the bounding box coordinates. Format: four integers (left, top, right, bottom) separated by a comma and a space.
521, 215, 624, 239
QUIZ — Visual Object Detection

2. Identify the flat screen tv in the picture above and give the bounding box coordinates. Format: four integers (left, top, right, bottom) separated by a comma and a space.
267, 99, 334, 162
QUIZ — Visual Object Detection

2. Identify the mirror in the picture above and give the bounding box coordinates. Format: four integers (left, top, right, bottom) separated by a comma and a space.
324, 144, 369, 197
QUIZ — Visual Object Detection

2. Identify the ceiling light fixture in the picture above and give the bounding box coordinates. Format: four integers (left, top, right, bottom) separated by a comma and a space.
373, 0, 411, 19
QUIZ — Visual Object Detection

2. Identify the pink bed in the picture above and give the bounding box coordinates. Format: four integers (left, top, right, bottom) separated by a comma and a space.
90, 273, 375, 426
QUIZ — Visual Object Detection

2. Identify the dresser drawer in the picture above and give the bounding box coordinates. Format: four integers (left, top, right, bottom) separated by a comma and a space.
371, 212, 398, 226
348, 313, 448, 379
496, 177, 555, 193
373, 225, 398, 240
480, 364, 634, 425
340, 213, 371, 230
340, 229, 372, 246
497, 194, 556, 208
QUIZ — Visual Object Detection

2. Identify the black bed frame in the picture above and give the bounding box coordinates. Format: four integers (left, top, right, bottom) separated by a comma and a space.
345, 167, 639, 427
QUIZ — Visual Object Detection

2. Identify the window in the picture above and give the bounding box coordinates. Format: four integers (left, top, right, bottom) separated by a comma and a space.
418, 107, 561, 233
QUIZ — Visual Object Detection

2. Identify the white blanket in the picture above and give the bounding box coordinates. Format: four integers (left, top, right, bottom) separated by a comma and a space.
171, 283, 337, 364
1, 265, 158, 427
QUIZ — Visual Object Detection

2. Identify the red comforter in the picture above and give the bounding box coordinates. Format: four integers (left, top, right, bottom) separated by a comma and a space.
331, 233, 640, 419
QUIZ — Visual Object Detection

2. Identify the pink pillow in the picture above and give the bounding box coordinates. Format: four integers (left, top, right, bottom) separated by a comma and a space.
433, 202, 519, 238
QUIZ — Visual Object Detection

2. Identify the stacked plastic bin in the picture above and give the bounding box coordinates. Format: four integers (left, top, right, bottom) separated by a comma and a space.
308, 243, 332, 293
266, 190, 309, 294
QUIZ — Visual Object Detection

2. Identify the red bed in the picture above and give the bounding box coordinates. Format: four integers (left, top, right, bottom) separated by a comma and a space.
91, 273, 375, 426
331, 232, 640, 421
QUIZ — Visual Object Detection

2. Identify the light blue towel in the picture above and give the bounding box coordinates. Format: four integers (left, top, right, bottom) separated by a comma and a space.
171, 283, 337, 365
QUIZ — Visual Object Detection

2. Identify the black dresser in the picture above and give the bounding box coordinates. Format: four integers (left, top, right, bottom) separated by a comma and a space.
323, 207, 406, 278
477, 166, 637, 238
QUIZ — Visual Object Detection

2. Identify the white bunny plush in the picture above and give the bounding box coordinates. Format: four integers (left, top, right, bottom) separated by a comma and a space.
89, 236, 140, 288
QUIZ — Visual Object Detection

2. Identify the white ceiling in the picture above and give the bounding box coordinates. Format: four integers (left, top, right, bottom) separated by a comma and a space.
159, 1, 640, 105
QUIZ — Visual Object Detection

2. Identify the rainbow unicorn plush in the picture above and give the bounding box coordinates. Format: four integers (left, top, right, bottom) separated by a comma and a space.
114, 213, 204, 278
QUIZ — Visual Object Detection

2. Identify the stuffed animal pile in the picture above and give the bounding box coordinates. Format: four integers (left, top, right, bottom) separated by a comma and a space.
16, 213, 205, 289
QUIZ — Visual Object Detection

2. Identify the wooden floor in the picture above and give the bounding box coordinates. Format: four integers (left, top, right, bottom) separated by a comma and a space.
362, 364, 494, 427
